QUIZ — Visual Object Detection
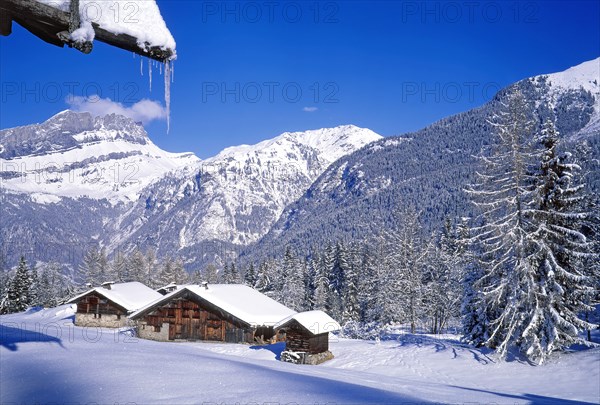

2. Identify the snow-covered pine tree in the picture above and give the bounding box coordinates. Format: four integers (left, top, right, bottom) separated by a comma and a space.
204, 264, 218, 284
98, 247, 110, 284
391, 206, 426, 333
127, 249, 146, 283
422, 232, 462, 334
36, 262, 74, 307
173, 258, 187, 284
255, 260, 274, 295
342, 242, 361, 323
327, 242, 348, 321
244, 263, 257, 287
464, 89, 538, 355
281, 247, 304, 311
111, 251, 128, 283
144, 249, 159, 288
357, 244, 381, 324
517, 117, 599, 362
0, 266, 8, 314
312, 253, 329, 311
223, 262, 240, 284
80, 246, 101, 286
372, 233, 403, 326
28, 263, 40, 307
4, 256, 33, 313
304, 254, 319, 311
158, 256, 177, 286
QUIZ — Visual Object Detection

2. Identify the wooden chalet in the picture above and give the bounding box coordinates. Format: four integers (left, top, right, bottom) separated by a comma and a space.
67, 281, 162, 328
274, 310, 341, 365
0, 0, 175, 61
130, 283, 296, 344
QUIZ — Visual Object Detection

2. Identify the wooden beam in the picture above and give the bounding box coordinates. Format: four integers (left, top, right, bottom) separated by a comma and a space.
0, 0, 174, 61
0, 11, 12, 35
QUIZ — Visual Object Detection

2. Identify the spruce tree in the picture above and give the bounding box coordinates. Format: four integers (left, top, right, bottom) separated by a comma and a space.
518, 118, 599, 362
464, 93, 598, 362
281, 247, 303, 310
111, 251, 128, 283
342, 243, 361, 323
244, 263, 257, 287
465, 89, 539, 356
127, 249, 146, 283
80, 246, 101, 286
204, 264, 218, 284
5, 256, 33, 313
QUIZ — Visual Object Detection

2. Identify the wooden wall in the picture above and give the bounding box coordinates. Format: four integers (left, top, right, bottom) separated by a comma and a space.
139, 293, 257, 343
75, 292, 127, 319
284, 321, 329, 354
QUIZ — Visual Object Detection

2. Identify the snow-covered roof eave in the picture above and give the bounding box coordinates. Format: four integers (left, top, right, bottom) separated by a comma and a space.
1, 0, 176, 62
274, 310, 341, 335
130, 285, 297, 327
67, 288, 131, 312
67, 282, 163, 312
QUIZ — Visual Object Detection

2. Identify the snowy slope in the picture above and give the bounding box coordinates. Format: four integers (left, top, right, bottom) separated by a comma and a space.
544, 57, 600, 96
248, 57, 600, 262
0, 110, 198, 204
1, 306, 598, 404
539, 57, 600, 136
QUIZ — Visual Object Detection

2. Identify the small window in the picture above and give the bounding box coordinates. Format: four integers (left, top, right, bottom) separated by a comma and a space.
117, 315, 121, 320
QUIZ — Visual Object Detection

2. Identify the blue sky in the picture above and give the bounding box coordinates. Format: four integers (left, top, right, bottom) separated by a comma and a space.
1, 0, 599, 158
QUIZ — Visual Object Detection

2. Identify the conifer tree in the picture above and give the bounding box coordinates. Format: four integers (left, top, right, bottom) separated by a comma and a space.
5, 256, 33, 313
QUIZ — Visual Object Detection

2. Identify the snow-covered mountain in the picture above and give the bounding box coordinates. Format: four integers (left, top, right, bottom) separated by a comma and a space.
110, 125, 382, 267
0, 110, 198, 203
542, 58, 600, 137
0, 115, 381, 270
244, 58, 600, 262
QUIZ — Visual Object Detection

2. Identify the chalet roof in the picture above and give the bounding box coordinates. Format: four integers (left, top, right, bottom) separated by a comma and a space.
130, 284, 297, 327
274, 310, 341, 335
67, 281, 163, 312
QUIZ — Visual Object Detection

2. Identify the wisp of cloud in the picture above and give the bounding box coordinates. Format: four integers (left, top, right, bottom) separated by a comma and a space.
66, 95, 167, 125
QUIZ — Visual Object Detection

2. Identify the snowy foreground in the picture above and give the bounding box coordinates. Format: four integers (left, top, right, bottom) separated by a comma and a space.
1, 306, 598, 404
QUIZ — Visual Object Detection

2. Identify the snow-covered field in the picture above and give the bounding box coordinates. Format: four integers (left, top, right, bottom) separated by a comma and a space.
1, 305, 598, 404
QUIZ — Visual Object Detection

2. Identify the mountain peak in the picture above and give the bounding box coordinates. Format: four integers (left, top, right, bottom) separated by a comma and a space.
212, 125, 382, 166
543, 57, 600, 95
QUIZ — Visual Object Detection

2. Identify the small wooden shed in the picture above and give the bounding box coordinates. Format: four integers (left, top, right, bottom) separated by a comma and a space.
275, 310, 341, 365
67, 281, 162, 328
130, 283, 296, 344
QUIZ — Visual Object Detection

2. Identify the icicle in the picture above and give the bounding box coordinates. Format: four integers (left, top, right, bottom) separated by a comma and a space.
171, 61, 175, 83
164, 60, 171, 133
140, 57, 143, 76
148, 58, 152, 92
159, 62, 162, 75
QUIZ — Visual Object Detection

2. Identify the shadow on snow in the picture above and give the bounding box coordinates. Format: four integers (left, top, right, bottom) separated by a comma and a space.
249, 341, 285, 360
0, 323, 64, 351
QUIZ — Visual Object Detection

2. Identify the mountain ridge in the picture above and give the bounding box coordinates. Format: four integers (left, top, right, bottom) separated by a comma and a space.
0, 115, 382, 270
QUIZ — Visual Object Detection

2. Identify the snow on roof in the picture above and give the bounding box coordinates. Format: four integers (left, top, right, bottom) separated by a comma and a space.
131, 284, 296, 326
67, 282, 163, 312
37, 0, 176, 56
274, 310, 341, 335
